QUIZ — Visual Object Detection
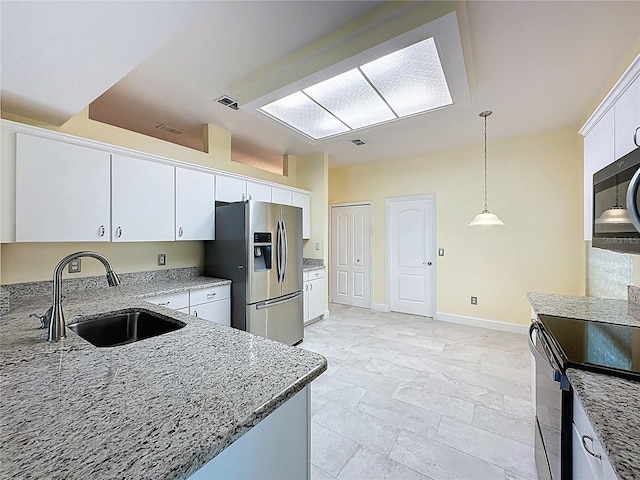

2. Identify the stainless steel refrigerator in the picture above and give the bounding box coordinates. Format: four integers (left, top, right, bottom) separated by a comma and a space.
203, 200, 304, 345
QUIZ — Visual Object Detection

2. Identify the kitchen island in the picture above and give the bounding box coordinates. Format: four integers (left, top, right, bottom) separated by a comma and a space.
528, 292, 640, 480
0, 274, 327, 479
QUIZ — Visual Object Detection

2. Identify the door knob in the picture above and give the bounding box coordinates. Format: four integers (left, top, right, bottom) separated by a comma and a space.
427, 262, 432, 266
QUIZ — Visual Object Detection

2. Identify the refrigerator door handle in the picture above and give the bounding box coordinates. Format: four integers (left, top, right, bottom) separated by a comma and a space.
255, 291, 302, 310
282, 219, 288, 283
276, 220, 282, 283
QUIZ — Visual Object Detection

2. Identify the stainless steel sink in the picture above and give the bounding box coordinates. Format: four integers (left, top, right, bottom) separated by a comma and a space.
68, 309, 186, 347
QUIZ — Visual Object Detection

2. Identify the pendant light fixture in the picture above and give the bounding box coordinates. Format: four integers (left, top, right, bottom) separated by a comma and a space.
595, 176, 632, 226
468, 110, 506, 227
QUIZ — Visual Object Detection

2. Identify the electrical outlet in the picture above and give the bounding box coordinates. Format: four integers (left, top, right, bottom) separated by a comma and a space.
471, 296, 477, 305
438, 248, 445, 256
315, 242, 320, 251
68, 259, 81, 273
157, 254, 166, 266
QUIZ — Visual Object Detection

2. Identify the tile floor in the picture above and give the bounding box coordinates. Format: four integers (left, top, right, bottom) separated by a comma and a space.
299, 304, 537, 480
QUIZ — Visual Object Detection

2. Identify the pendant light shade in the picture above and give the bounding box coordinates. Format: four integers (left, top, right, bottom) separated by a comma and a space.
468, 110, 505, 227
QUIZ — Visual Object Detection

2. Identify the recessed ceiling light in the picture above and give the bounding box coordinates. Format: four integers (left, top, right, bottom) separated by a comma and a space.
258, 37, 452, 141
350, 139, 367, 146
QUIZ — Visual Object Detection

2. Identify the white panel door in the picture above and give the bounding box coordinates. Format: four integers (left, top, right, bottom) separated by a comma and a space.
15, 133, 111, 242
175, 167, 215, 240
111, 154, 175, 242
330, 205, 371, 308
246, 181, 271, 202
388, 196, 435, 317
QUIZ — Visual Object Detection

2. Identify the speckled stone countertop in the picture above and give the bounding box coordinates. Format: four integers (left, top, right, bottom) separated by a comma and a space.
1, 277, 327, 479
528, 292, 640, 479
302, 258, 324, 272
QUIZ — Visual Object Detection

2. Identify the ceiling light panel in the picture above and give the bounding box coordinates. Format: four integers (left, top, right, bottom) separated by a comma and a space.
360, 37, 452, 117
260, 91, 349, 140
303, 68, 396, 129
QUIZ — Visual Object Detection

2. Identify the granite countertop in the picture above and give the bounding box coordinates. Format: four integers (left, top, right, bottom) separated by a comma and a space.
1, 277, 327, 479
302, 258, 324, 272
528, 292, 640, 479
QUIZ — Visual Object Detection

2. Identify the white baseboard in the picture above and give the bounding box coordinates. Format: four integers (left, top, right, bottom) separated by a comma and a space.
435, 312, 528, 335
372, 303, 390, 312
323, 310, 330, 319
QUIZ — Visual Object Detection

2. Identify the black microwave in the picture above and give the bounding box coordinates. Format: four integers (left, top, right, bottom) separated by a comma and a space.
593, 147, 640, 253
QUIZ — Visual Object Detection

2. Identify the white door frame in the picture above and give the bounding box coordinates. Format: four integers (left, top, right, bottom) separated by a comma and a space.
385, 194, 437, 317
329, 202, 373, 308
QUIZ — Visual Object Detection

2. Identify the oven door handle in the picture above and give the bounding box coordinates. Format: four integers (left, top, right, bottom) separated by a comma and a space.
528, 322, 568, 389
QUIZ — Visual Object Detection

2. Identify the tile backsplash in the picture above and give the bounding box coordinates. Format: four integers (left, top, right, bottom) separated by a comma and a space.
586, 241, 632, 299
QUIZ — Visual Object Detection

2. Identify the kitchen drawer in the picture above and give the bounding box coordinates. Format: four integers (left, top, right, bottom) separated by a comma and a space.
304, 268, 325, 282
144, 292, 189, 310
190, 284, 231, 306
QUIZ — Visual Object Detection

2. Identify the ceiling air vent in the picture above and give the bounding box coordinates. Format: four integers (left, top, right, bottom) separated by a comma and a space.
155, 124, 184, 135
217, 95, 239, 110
349, 139, 366, 146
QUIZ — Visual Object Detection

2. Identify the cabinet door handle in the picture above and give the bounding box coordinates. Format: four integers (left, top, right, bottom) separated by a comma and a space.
207, 293, 217, 298
99, 225, 106, 237
309, 283, 313, 291
158, 301, 170, 306
242, 193, 246, 201
193, 310, 198, 318
634, 126, 640, 147
178, 227, 184, 237
581, 435, 602, 460
116, 227, 123, 238
305, 284, 308, 291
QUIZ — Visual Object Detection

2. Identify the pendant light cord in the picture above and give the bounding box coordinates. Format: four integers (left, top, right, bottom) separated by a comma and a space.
483, 113, 488, 212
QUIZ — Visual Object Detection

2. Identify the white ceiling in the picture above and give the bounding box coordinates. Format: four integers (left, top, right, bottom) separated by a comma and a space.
2, 1, 639, 168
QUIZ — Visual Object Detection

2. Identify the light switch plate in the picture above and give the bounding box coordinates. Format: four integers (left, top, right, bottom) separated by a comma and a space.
471, 296, 477, 305
315, 242, 320, 251
438, 248, 445, 256
158, 254, 166, 266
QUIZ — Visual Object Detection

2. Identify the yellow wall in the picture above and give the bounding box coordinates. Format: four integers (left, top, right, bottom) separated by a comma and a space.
0, 110, 327, 285
296, 152, 329, 263
329, 128, 585, 326
2, 242, 202, 284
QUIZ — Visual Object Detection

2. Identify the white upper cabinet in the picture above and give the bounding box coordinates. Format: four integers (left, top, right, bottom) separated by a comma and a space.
176, 167, 215, 240
15, 133, 111, 242
614, 75, 640, 159
292, 191, 311, 239
272, 187, 293, 205
215, 175, 246, 202
246, 180, 271, 202
1, 129, 17, 242
111, 154, 175, 242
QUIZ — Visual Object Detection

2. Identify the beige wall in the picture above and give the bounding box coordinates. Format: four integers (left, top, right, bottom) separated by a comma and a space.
0, 110, 324, 285
295, 152, 329, 263
329, 128, 585, 326
2, 242, 203, 284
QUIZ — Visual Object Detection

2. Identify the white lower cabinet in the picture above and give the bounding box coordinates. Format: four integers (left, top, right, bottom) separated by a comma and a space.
189, 285, 231, 327
144, 285, 231, 327
190, 386, 310, 480
303, 268, 325, 323
572, 392, 617, 480
144, 292, 189, 311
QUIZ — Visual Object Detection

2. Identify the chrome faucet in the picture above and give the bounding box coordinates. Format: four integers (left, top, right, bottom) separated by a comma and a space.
46, 251, 121, 342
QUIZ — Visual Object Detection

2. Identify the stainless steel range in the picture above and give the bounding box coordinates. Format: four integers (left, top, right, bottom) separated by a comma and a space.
529, 314, 640, 480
